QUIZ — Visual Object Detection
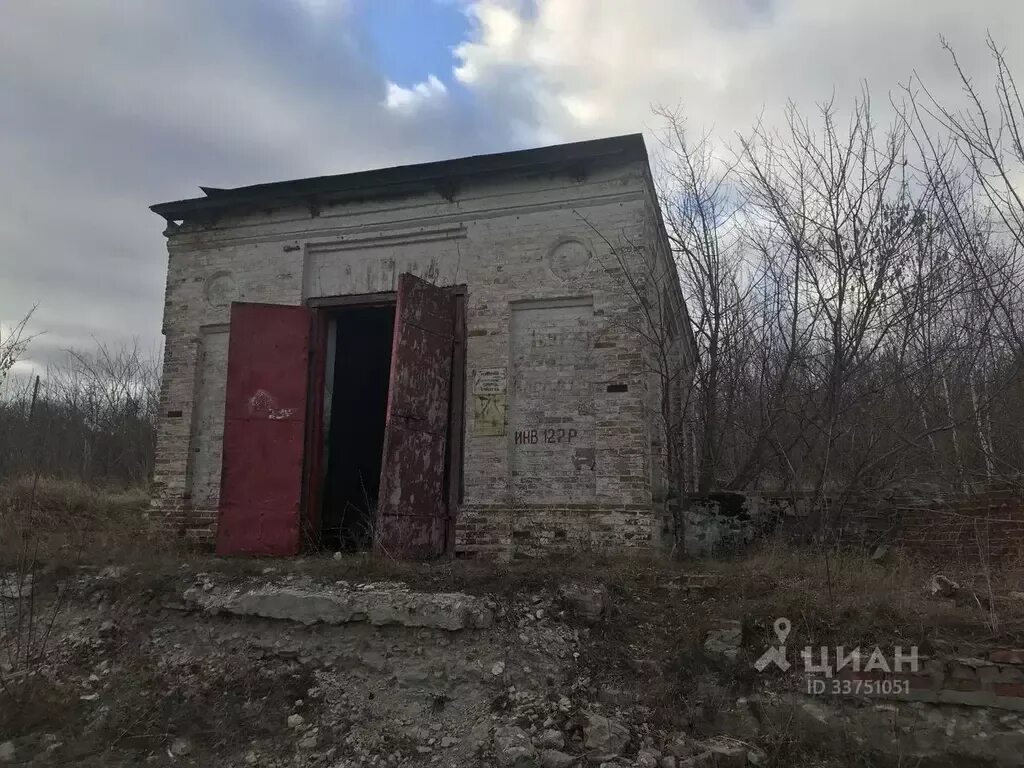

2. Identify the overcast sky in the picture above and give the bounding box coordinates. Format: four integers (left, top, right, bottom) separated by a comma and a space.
2, 0, 1021, 371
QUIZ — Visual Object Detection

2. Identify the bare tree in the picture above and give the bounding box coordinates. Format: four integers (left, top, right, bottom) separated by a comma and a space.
656, 78, 1022, 501
0, 340, 161, 486
655, 107, 754, 492
0, 308, 36, 388
904, 36, 1024, 488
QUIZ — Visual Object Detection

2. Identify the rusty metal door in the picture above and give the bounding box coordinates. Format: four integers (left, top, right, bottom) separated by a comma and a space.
217, 302, 311, 556
376, 274, 456, 558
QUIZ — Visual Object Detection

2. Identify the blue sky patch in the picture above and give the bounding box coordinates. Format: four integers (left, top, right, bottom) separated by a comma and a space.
356, 0, 469, 87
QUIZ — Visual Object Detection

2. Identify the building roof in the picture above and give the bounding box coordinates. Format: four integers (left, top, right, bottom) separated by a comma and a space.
150, 134, 649, 223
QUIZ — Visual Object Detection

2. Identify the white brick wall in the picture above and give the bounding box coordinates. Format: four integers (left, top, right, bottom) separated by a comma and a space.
188, 326, 228, 509
153, 160, 692, 555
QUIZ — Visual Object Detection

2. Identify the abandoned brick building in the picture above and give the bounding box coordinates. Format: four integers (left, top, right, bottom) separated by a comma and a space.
149, 134, 696, 559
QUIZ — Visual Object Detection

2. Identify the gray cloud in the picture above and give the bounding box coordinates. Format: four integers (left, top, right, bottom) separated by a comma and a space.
0, 0, 508, 371
3, 0, 1022, 376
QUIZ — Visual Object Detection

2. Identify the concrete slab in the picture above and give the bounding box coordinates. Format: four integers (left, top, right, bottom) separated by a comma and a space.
184, 582, 494, 631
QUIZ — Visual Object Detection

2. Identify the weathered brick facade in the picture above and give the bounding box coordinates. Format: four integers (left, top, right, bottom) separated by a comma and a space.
151, 136, 696, 558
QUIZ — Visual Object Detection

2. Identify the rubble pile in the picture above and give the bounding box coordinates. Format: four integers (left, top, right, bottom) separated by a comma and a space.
2, 566, 1023, 767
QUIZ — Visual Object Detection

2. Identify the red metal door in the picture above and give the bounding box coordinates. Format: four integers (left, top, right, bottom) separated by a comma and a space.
217, 303, 311, 556
376, 274, 456, 558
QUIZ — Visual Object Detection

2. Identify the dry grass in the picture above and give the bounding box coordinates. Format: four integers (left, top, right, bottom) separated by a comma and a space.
1, 476, 147, 516
717, 540, 1024, 649
3, 476, 1020, 672
2, 478, 1018, 649
0, 476, 153, 567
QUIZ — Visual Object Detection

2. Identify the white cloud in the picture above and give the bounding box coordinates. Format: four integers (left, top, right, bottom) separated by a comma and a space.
453, 0, 1024, 147
454, 1, 523, 84
384, 74, 449, 113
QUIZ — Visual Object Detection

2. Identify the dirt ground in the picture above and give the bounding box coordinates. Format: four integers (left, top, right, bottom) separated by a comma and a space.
2, 481, 1024, 767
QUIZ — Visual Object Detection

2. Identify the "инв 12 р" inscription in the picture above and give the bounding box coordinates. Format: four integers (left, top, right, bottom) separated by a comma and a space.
513, 427, 579, 445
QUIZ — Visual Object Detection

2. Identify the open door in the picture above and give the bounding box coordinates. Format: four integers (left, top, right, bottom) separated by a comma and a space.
375, 274, 456, 558
217, 302, 311, 555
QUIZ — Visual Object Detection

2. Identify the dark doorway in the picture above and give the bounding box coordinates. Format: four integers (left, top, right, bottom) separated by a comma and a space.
320, 304, 395, 550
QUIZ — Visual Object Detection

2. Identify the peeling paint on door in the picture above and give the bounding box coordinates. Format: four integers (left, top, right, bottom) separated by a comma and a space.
248, 388, 298, 420
375, 274, 456, 558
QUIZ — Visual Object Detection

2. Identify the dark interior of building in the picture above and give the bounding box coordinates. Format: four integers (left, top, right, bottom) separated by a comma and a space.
320, 304, 395, 550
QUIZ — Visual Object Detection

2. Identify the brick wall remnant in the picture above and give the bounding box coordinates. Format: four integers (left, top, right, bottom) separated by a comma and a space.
680, 489, 1024, 561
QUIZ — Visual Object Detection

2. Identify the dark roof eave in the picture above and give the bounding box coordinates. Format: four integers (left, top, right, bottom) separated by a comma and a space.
150, 134, 648, 223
